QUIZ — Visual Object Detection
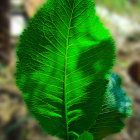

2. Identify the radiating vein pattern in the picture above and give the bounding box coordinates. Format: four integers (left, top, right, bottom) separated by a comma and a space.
16, 0, 115, 139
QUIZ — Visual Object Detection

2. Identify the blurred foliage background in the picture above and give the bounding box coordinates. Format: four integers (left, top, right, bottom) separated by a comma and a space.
0, 0, 140, 140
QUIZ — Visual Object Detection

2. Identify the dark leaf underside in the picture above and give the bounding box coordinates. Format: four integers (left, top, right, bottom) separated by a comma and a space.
90, 73, 132, 140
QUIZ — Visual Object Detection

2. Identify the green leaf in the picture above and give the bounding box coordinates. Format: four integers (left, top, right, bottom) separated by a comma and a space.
16, 0, 115, 139
89, 73, 132, 140
77, 131, 94, 140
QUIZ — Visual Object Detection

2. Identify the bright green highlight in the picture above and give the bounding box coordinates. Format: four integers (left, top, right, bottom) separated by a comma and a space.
16, 0, 116, 139
78, 131, 94, 140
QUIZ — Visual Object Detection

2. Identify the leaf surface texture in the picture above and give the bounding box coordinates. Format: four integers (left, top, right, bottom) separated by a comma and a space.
16, 0, 115, 139
77, 131, 94, 140
90, 73, 132, 140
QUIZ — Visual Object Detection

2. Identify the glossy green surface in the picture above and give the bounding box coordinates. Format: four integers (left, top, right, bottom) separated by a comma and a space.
16, 0, 115, 139
78, 131, 94, 140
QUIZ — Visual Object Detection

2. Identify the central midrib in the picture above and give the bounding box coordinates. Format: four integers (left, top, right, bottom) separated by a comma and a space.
63, 4, 75, 140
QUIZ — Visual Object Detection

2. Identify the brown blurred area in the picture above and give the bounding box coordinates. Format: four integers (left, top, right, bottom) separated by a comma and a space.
24, 0, 45, 17
0, 0, 140, 140
0, 0, 11, 66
